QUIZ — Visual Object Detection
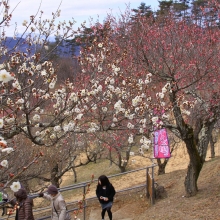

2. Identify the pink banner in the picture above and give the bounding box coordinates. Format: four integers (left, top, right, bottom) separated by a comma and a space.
154, 128, 171, 158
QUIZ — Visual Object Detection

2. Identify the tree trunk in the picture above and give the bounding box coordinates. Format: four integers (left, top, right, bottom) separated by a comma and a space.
109, 150, 112, 166
184, 162, 201, 196
184, 121, 214, 197
51, 163, 60, 188
72, 167, 77, 183
170, 90, 215, 197
119, 165, 126, 173
157, 158, 169, 175
210, 134, 216, 158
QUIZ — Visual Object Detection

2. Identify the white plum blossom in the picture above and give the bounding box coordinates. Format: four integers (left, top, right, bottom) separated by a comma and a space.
74, 108, 81, 113
75, 113, 83, 120
151, 116, 159, 124
33, 114, 40, 121
35, 123, 40, 127
2, 147, 14, 153
139, 128, 144, 133
35, 107, 41, 112
50, 134, 56, 139
145, 75, 152, 84
114, 100, 123, 111
63, 125, 69, 132
163, 83, 171, 92
68, 122, 75, 131
115, 87, 121, 95
162, 113, 169, 119
54, 125, 61, 132
0, 64, 6, 69
124, 111, 130, 118
138, 79, 144, 84
113, 117, 118, 122
102, 107, 108, 112
139, 147, 144, 155
132, 96, 142, 107
0, 119, 3, 128
97, 85, 102, 91
41, 70, 47, 76
105, 77, 110, 84
81, 89, 87, 96
128, 114, 134, 120
162, 87, 167, 93
92, 104, 97, 110
140, 118, 147, 124
0, 160, 8, 168
182, 110, 191, 116
130, 152, 135, 156
0, 69, 14, 83
87, 123, 100, 133
36, 64, 41, 70
108, 85, 115, 91
10, 181, 21, 192
140, 136, 151, 150
49, 82, 55, 89
135, 107, 140, 113
161, 102, 166, 106
12, 80, 21, 90
147, 97, 151, 101
16, 98, 25, 104
157, 92, 164, 99
128, 134, 134, 144
69, 93, 78, 102
111, 123, 116, 127
5, 117, 15, 124
109, 78, 115, 84
127, 122, 134, 129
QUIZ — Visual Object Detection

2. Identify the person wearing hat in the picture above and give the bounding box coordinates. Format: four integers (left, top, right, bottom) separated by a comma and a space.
13, 188, 35, 220
39, 185, 70, 220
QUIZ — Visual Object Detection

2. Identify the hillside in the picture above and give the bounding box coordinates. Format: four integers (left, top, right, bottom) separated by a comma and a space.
138, 156, 220, 220
55, 144, 220, 220
84, 156, 220, 220
33, 145, 220, 220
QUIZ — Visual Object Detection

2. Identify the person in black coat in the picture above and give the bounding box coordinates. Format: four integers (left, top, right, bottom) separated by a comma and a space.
96, 175, 116, 220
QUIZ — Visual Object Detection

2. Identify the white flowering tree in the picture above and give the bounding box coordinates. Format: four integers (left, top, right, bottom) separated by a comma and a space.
0, 0, 98, 199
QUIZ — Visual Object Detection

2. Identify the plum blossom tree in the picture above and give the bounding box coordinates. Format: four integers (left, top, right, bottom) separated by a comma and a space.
105, 5, 220, 196
0, 0, 98, 197
1, 0, 220, 201
75, 1, 220, 197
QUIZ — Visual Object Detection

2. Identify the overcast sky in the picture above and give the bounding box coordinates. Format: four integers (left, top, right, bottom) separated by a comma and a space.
5, 0, 159, 37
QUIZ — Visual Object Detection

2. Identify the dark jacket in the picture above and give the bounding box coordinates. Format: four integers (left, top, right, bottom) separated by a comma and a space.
11, 188, 34, 220
96, 183, 116, 204
15, 197, 35, 220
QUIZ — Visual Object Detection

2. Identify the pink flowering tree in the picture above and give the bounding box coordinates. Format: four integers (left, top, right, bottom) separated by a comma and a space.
106, 7, 220, 196
75, 1, 220, 196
